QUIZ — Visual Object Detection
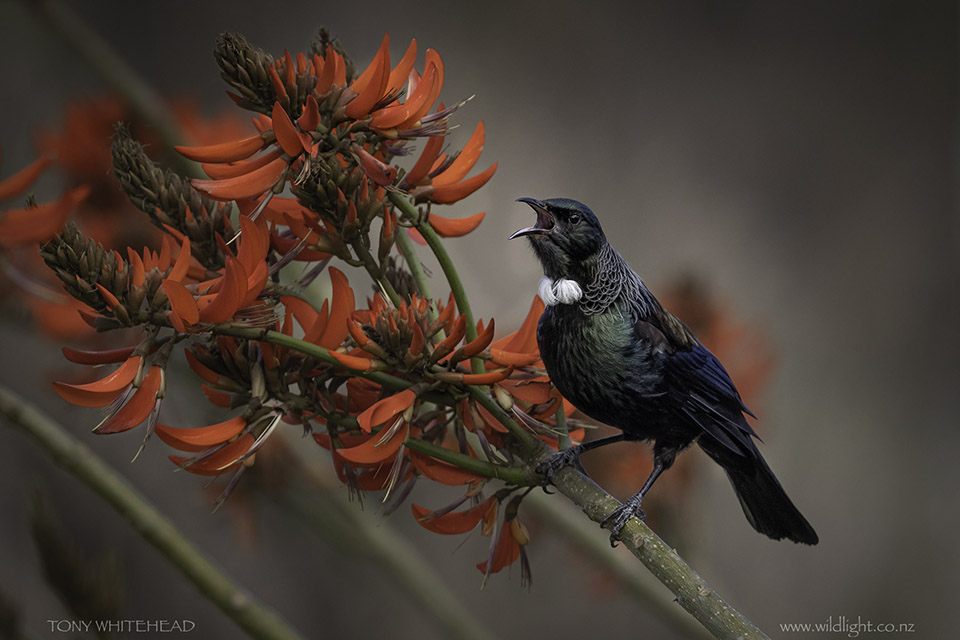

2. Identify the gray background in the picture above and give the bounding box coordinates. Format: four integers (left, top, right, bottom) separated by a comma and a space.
1, 1, 956, 638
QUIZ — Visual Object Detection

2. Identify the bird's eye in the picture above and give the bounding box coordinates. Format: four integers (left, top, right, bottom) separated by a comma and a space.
569, 214, 580, 224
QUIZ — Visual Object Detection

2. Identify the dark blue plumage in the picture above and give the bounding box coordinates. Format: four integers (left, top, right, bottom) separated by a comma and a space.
511, 197, 818, 545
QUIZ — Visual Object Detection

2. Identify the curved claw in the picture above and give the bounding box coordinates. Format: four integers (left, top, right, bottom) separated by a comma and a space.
535, 445, 585, 488
601, 496, 647, 547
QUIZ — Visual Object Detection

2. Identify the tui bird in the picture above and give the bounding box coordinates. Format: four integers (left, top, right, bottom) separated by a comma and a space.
510, 197, 818, 546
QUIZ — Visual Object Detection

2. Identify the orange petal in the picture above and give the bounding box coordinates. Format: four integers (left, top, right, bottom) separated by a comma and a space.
345, 35, 391, 119
162, 278, 200, 326
459, 368, 514, 385
175, 133, 266, 163
428, 212, 485, 238
357, 389, 416, 433
491, 296, 544, 354
430, 163, 497, 204
272, 102, 306, 157
61, 345, 136, 366
167, 236, 192, 283
502, 381, 552, 404
314, 47, 336, 94
0, 154, 51, 201
155, 416, 247, 452
352, 145, 396, 186
461, 319, 495, 358
190, 156, 286, 201
409, 450, 484, 486
94, 366, 162, 434
94, 283, 120, 310
328, 350, 377, 372
412, 497, 493, 535
52, 356, 140, 407
316, 266, 355, 350
337, 422, 408, 464
404, 131, 444, 186
197, 258, 247, 323
431, 121, 485, 187
297, 95, 320, 131
489, 348, 539, 367
386, 39, 417, 97
185, 350, 221, 385
201, 148, 283, 180
0, 185, 89, 248
170, 433, 254, 475
476, 519, 521, 574
201, 384, 232, 408
370, 61, 437, 130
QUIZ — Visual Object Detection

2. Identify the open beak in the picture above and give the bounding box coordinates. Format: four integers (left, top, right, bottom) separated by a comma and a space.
510, 197, 555, 239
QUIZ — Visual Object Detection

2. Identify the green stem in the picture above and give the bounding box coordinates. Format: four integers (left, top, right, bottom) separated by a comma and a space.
405, 438, 530, 485
388, 194, 483, 373
541, 451, 769, 640
394, 228, 434, 304
0, 386, 304, 640
466, 386, 538, 452
351, 240, 403, 308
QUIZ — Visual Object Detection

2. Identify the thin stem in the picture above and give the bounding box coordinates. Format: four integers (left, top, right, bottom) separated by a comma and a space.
524, 491, 711, 640
394, 228, 434, 304
540, 451, 770, 640
388, 194, 483, 373
0, 386, 305, 640
404, 438, 530, 485
351, 239, 403, 308
466, 386, 538, 452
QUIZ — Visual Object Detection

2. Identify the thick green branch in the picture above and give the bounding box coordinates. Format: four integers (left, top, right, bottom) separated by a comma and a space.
538, 447, 769, 640
0, 386, 304, 640
405, 438, 531, 485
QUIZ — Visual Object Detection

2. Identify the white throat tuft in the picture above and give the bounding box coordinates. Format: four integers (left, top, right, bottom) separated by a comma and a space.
538, 276, 583, 306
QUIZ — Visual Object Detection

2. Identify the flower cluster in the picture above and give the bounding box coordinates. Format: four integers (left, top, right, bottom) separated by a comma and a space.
33, 29, 569, 582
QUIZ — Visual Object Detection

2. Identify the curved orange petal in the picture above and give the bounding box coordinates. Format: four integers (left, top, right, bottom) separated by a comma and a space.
370, 62, 437, 130
412, 498, 493, 535
297, 95, 320, 131
0, 185, 89, 248
0, 154, 51, 201
126, 247, 146, 287
167, 236, 192, 283
461, 319, 495, 358
198, 258, 246, 323
386, 39, 417, 97
336, 421, 408, 464
489, 348, 539, 367
52, 356, 140, 407
175, 133, 266, 163
491, 296, 544, 354
190, 156, 286, 201
431, 121, 485, 187
170, 433, 254, 475
94, 366, 162, 434
162, 278, 200, 326
61, 345, 136, 366
476, 520, 521, 574
428, 212, 485, 238
328, 349, 377, 372
316, 267, 355, 350
201, 148, 283, 180
409, 450, 484, 486
402, 130, 443, 186
271, 102, 306, 157
357, 389, 416, 433
345, 35, 391, 119
155, 416, 247, 452
430, 163, 497, 205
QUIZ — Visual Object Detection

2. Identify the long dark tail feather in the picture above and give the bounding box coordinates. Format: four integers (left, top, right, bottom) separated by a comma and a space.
724, 456, 819, 545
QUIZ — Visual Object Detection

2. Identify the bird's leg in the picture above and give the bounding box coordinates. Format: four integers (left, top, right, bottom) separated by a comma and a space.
601, 458, 666, 547
535, 433, 625, 490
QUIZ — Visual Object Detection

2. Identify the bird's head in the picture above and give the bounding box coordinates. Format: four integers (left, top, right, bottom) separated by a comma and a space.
510, 197, 606, 280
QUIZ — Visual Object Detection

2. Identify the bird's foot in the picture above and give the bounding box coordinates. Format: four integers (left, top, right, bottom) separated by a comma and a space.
535, 445, 587, 491
601, 493, 646, 548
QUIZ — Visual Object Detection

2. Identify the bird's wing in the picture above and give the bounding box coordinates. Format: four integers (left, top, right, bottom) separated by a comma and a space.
660, 341, 761, 456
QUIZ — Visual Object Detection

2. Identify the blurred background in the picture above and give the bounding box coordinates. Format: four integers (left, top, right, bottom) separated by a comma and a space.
0, 1, 956, 638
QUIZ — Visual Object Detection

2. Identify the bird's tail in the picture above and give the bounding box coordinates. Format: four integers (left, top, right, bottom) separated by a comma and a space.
723, 456, 819, 545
